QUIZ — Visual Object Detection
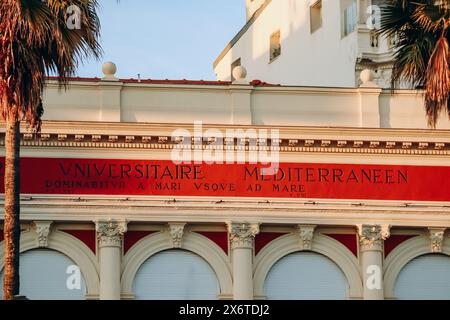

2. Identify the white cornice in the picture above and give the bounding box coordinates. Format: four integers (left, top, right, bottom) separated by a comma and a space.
1, 121, 448, 155
2, 197, 450, 227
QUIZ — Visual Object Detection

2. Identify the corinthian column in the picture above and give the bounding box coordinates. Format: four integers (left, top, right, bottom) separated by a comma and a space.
357, 224, 390, 300
96, 220, 127, 300
227, 222, 260, 300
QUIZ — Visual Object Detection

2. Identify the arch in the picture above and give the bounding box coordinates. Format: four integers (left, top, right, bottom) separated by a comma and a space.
133, 249, 220, 300
121, 231, 233, 299
264, 251, 349, 300
0, 229, 99, 298
254, 233, 363, 299
384, 235, 450, 299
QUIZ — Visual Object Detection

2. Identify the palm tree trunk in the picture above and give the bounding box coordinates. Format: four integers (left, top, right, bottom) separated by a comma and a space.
3, 116, 20, 300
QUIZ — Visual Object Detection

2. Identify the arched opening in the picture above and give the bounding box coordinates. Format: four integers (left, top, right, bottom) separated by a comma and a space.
0, 249, 86, 300
264, 252, 348, 300
132, 249, 219, 300
394, 254, 450, 300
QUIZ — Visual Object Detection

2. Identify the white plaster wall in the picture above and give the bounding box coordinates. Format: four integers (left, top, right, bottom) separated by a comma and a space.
120, 86, 232, 124
251, 89, 361, 126
42, 83, 101, 121
380, 92, 450, 130
246, 0, 267, 20
215, 0, 361, 87
40, 80, 450, 130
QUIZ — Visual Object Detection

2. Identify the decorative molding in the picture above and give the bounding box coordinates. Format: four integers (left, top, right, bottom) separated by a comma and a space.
40, 133, 51, 141
304, 140, 315, 147
402, 142, 412, 149
168, 223, 186, 248
142, 136, 152, 144
429, 227, 446, 253
297, 225, 316, 250
108, 136, 118, 143
91, 135, 101, 142
357, 224, 390, 252
227, 222, 260, 250
10, 133, 449, 155
23, 133, 34, 141
95, 220, 127, 248
34, 221, 53, 248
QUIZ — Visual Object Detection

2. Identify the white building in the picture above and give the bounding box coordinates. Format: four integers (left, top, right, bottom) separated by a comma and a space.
0, 63, 449, 300
215, 0, 395, 88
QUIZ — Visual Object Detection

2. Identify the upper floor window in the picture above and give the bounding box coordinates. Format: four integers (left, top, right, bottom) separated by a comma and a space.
269, 30, 281, 62
310, 0, 323, 33
342, 1, 357, 37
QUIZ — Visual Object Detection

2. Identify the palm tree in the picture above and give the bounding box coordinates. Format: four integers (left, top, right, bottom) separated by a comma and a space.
0, 0, 101, 300
379, 0, 450, 127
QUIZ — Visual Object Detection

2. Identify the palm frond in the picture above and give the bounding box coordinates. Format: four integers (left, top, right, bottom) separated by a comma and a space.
379, 0, 450, 127
0, 0, 103, 131
425, 35, 450, 127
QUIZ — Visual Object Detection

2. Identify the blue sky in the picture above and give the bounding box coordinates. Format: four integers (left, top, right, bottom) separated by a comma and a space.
75, 0, 245, 80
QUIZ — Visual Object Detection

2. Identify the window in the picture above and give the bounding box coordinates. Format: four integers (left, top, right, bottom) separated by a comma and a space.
310, 1, 323, 33
343, 1, 357, 37
230, 58, 241, 82
269, 30, 281, 62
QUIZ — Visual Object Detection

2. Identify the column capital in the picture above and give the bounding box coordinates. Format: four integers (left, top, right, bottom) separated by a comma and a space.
357, 224, 390, 252
227, 222, 260, 250
96, 220, 127, 248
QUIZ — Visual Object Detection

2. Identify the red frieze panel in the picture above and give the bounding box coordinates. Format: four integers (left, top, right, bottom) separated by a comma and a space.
255, 232, 288, 255
195, 232, 228, 254
325, 234, 358, 257
61, 230, 96, 254
1, 158, 449, 202
384, 235, 417, 257
124, 231, 156, 254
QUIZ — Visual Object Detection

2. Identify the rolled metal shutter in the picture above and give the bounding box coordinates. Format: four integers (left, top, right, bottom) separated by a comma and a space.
133, 249, 219, 300
0, 249, 86, 300
264, 252, 348, 300
394, 254, 450, 300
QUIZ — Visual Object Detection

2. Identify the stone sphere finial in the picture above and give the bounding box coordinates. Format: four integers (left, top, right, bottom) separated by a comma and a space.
232, 66, 247, 83
102, 61, 117, 80
360, 69, 375, 84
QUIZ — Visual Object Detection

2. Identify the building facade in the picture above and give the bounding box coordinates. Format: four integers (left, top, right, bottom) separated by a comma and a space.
215, 0, 395, 88
0, 64, 450, 300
